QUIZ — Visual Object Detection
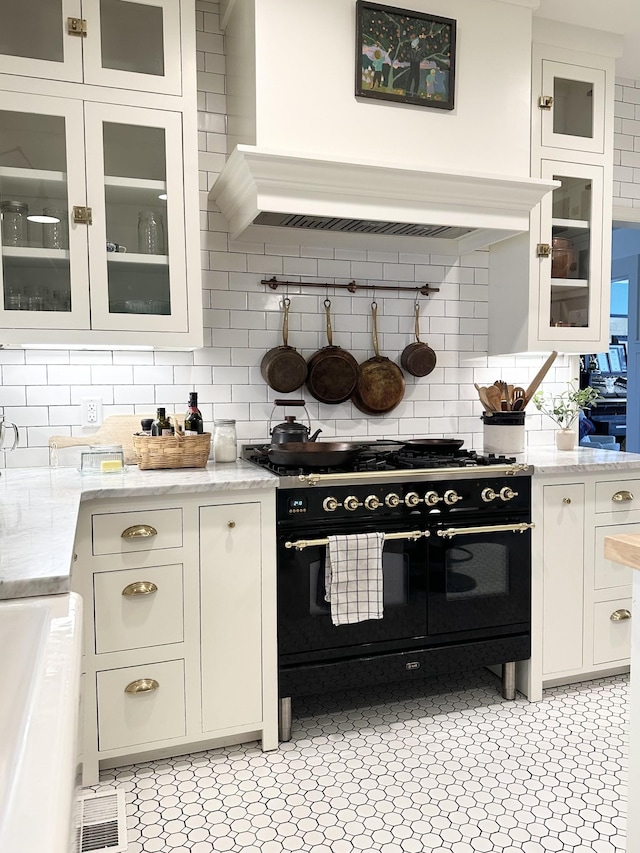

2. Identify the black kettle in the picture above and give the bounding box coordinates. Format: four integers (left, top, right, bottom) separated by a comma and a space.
268, 400, 322, 444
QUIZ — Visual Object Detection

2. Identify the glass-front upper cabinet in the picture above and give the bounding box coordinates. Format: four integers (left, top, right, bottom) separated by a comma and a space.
0, 0, 181, 95
0, 92, 90, 330
538, 58, 606, 155
538, 159, 604, 343
84, 102, 187, 333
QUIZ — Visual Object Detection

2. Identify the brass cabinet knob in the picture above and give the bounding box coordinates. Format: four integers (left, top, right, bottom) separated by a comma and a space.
122, 581, 158, 597
610, 609, 631, 622
227, 520, 236, 528
124, 678, 159, 695
562, 497, 571, 505
612, 491, 634, 503
121, 524, 158, 539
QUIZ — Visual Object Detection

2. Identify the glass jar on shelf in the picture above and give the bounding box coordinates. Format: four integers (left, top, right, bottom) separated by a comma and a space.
137, 210, 164, 254
1, 200, 28, 247
42, 207, 69, 250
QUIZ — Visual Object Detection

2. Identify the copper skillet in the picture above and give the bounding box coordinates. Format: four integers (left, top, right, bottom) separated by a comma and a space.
351, 301, 405, 415
305, 299, 359, 404
400, 301, 437, 378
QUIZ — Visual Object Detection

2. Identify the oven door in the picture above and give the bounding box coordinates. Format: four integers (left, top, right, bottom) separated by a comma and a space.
427, 517, 531, 636
277, 520, 427, 662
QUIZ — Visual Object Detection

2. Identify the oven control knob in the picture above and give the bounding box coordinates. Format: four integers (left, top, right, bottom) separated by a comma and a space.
364, 495, 381, 510
405, 492, 422, 507
443, 489, 462, 506
500, 486, 518, 502
344, 495, 362, 511
424, 491, 443, 507
481, 488, 497, 502
323, 497, 339, 512
385, 493, 401, 508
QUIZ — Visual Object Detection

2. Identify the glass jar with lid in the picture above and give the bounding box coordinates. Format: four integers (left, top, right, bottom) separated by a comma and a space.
1, 200, 28, 247
213, 419, 237, 463
137, 209, 164, 254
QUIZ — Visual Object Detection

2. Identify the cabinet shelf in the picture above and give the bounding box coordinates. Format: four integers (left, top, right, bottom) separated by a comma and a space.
551, 278, 589, 290
2, 246, 70, 266
104, 176, 167, 207
106, 252, 168, 267
552, 217, 589, 229
0, 166, 68, 201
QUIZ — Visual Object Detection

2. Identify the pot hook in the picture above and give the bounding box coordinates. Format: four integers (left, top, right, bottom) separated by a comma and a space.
371, 301, 380, 358
414, 301, 423, 343
281, 297, 291, 347
324, 298, 333, 347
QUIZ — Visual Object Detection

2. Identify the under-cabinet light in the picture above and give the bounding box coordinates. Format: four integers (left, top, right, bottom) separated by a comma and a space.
158, 194, 168, 201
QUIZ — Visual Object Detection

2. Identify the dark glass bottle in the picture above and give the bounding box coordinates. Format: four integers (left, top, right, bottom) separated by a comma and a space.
184, 392, 203, 436
151, 407, 174, 436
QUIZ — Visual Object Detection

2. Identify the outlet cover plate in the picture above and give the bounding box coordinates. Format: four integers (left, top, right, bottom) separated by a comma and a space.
81, 397, 103, 428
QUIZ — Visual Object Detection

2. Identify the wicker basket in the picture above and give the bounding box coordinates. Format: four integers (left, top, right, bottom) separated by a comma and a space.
132, 432, 211, 470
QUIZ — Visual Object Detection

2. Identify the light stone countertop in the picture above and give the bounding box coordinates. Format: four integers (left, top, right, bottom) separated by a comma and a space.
4, 446, 640, 601
0, 461, 277, 601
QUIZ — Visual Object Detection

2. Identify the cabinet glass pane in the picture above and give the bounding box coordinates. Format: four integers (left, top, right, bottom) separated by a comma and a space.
100, 0, 165, 77
0, 110, 71, 313
103, 122, 170, 316
0, 0, 63, 63
553, 78, 594, 139
550, 174, 591, 330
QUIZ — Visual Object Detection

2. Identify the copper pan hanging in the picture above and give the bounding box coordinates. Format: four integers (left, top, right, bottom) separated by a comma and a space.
400, 301, 437, 377
351, 301, 405, 415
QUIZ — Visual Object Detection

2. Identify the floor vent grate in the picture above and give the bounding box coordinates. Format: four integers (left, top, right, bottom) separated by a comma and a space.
78, 789, 127, 853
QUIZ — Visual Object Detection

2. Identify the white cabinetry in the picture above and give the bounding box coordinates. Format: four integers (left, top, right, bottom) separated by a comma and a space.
489, 22, 621, 355
521, 470, 636, 700
0, 0, 202, 348
73, 490, 277, 785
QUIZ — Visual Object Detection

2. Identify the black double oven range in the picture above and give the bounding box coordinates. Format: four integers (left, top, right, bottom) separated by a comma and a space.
243, 442, 533, 741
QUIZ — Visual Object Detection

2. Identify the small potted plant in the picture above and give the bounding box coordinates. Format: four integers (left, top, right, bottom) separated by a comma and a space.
532, 382, 600, 450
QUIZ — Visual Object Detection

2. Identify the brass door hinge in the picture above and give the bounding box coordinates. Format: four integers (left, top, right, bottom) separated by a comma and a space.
538, 95, 553, 110
73, 206, 93, 225
536, 243, 552, 258
67, 17, 87, 36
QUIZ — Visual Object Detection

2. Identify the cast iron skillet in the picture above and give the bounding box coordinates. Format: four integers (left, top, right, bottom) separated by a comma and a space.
305, 299, 359, 404
399, 438, 464, 453
260, 297, 308, 393
351, 302, 405, 415
262, 442, 366, 468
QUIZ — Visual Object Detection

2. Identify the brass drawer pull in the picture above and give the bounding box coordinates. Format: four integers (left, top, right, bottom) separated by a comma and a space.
125, 678, 159, 695
612, 491, 634, 503
562, 497, 571, 505
121, 524, 158, 539
122, 581, 158, 597
610, 609, 631, 622
227, 521, 236, 528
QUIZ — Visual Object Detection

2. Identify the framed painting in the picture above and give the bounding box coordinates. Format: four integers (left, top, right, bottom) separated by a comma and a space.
355, 1, 456, 110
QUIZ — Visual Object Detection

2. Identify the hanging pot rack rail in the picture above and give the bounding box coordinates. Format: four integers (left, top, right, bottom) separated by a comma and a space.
261, 277, 439, 296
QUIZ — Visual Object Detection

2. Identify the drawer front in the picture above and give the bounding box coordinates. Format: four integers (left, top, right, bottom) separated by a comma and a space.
594, 525, 637, 590
595, 480, 640, 514
593, 598, 632, 665
97, 659, 186, 752
92, 508, 183, 556
94, 563, 184, 654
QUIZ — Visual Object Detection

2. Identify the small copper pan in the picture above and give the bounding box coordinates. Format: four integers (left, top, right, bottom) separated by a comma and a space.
401, 301, 437, 378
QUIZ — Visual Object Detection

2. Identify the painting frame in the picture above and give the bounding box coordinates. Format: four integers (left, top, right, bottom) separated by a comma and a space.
355, 0, 456, 111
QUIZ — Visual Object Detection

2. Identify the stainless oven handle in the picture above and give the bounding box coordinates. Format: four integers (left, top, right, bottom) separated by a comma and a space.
284, 529, 430, 551
437, 522, 535, 539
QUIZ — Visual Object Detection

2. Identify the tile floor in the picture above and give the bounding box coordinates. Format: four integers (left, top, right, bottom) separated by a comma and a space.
93, 669, 628, 852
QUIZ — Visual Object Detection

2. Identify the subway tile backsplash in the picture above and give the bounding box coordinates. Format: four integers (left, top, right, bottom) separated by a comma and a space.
0, 1, 635, 468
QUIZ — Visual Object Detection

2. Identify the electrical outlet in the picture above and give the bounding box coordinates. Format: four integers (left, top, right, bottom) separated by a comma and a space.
81, 397, 103, 428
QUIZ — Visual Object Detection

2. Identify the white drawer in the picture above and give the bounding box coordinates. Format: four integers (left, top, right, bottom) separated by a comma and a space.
92, 508, 183, 556
97, 659, 186, 752
94, 563, 184, 654
595, 480, 640, 514
593, 598, 632, 665
594, 525, 637, 590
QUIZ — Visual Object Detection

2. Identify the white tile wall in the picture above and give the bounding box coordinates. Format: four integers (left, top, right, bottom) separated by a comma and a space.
4, 3, 634, 468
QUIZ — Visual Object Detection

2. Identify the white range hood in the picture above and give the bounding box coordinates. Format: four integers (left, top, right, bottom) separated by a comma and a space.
212, 145, 557, 254
214, 0, 556, 254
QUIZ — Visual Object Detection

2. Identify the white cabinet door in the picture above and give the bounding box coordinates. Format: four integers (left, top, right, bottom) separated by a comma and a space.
83, 101, 188, 333
0, 0, 84, 83
542, 483, 585, 675
0, 91, 91, 331
200, 503, 263, 733
82, 0, 182, 96
537, 159, 605, 347
538, 57, 606, 155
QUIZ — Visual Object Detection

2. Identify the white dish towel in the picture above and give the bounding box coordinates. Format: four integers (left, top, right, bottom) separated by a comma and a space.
325, 532, 385, 626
